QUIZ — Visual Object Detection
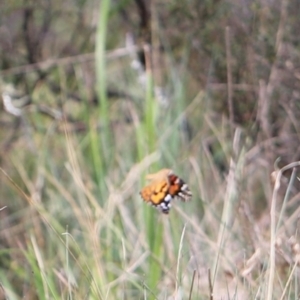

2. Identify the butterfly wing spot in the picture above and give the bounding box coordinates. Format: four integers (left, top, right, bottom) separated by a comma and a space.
181, 183, 188, 191
157, 201, 172, 214
164, 194, 172, 203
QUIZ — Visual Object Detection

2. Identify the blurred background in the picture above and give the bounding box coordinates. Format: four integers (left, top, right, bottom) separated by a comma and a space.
1, 0, 300, 299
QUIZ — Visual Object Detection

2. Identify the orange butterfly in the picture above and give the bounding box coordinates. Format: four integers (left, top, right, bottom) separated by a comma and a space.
140, 169, 192, 214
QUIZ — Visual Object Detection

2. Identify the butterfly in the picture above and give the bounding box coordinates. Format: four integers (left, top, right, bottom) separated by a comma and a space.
140, 169, 192, 214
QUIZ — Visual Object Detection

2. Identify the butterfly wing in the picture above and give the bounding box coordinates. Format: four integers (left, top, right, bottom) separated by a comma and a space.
168, 174, 192, 202
140, 179, 172, 214
140, 171, 192, 214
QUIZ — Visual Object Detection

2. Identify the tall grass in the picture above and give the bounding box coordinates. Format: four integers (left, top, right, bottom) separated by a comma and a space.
2, 88, 300, 299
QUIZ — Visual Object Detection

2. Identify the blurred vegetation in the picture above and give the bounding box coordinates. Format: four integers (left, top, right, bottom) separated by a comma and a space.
1, 0, 300, 299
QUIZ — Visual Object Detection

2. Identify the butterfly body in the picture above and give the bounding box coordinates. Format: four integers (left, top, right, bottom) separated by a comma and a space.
140, 169, 192, 214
